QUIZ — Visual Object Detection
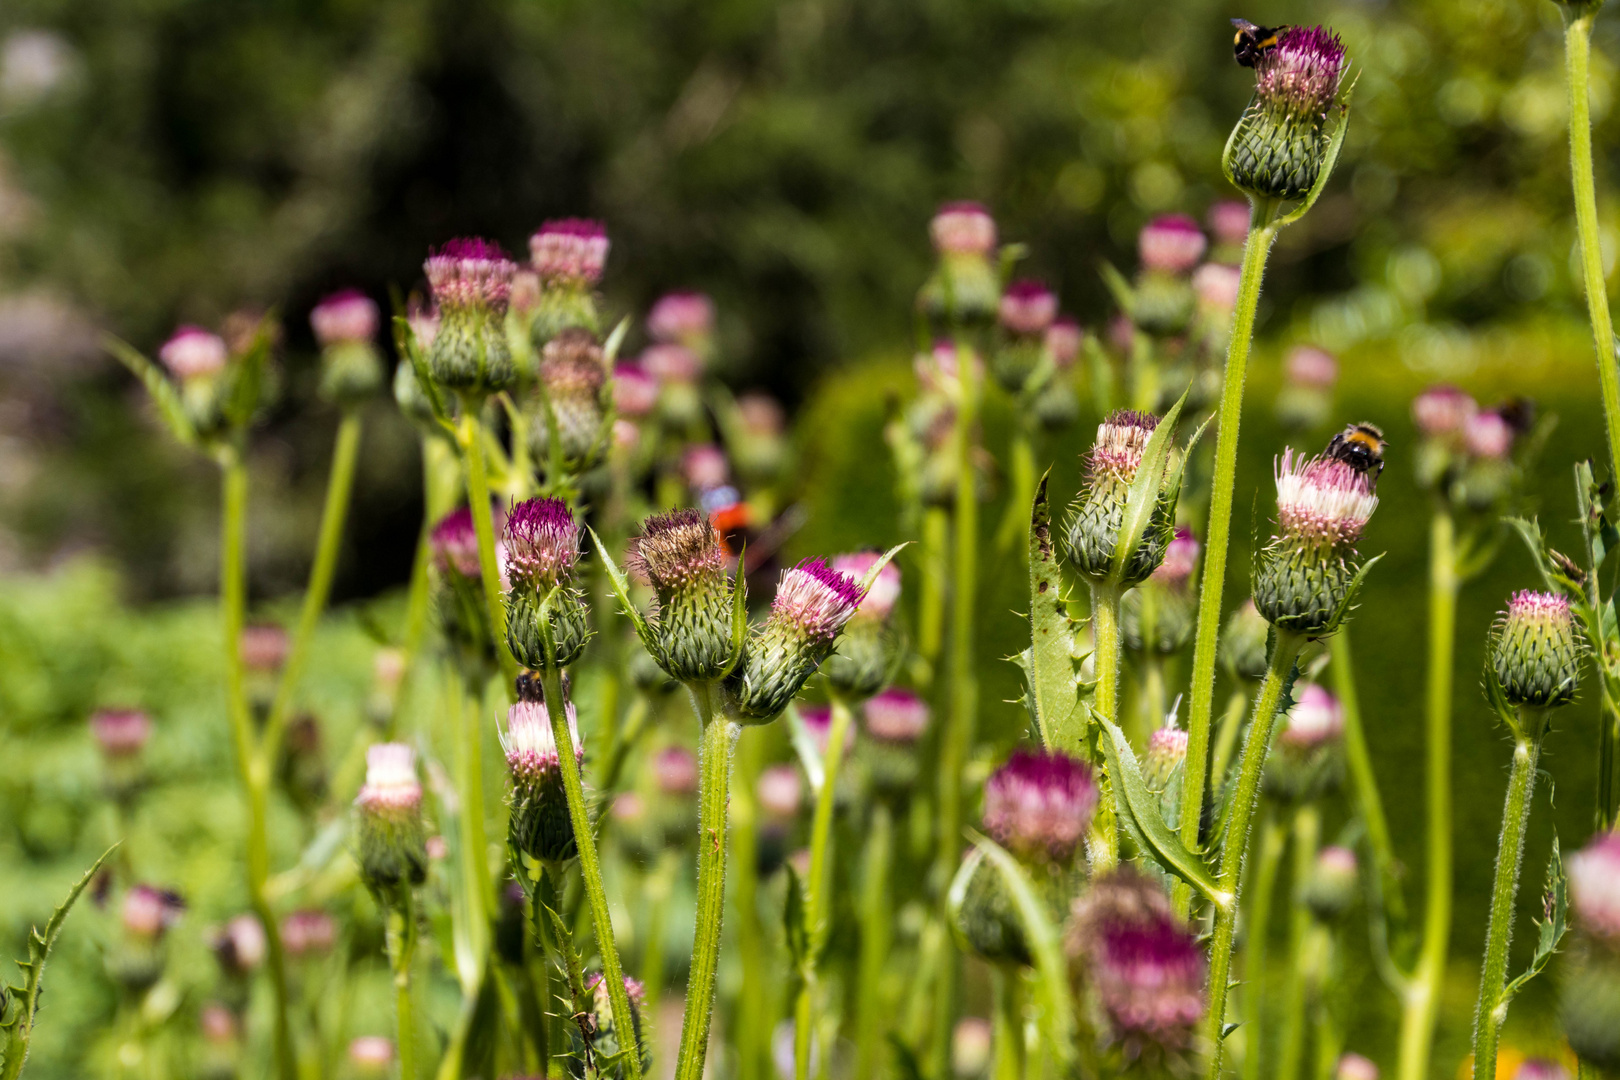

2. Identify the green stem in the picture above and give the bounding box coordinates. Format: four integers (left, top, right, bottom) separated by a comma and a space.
1089, 582, 1124, 871
991, 967, 1026, 1080
217, 447, 298, 1080
733, 729, 769, 1080
453, 671, 494, 926
390, 895, 418, 1080
1211, 686, 1250, 799
674, 684, 736, 1080
1203, 629, 1301, 1079
1278, 806, 1321, 1080
264, 410, 363, 758
1470, 726, 1544, 1080
1241, 813, 1286, 1080
918, 507, 950, 676
994, 428, 1037, 556
1397, 508, 1458, 1080
454, 409, 519, 685
641, 852, 675, 1020
1329, 632, 1403, 925
1177, 210, 1280, 917
528, 883, 552, 1077
539, 664, 642, 1080
797, 694, 856, 1080
855, 803, 894, 1080
390, 435, 460, 735
1565, 11, 1620, 489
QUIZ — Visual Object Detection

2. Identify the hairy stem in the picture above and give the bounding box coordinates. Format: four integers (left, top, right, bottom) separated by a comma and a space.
1278, 806, 1321, 1080
797, 694, 857, 1080
1203, 630, 1301, 1078
992, 967, 1027, 1080
455, 408, 519, 685
733, 728, 769, 1080
675, 684, 736, 1080
390, 894, 418, 1080
1241, 812, 1286, 1080
1330, 632, 1403, 924
1088, 582, 1124, 871
539, 665, 642, 1080
855, 803, 894, 1080
1177, 210, 1280, 917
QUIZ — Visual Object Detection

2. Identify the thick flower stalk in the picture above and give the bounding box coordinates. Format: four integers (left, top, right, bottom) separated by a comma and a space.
728, 559, 866, 721
423, 238, 518, 398
1225, 26, 1349, 203
1473, 591, 1581, 1080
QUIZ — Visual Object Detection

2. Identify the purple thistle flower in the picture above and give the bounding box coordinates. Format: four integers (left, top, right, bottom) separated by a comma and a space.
1208, 200, 1250, 250
1087, 409, 1161, 486
1569, 830, 1620, 943
982, 749, 1097, 864
613, 361, 658, 417
91, 707, 152, 758
1514, 1061, 1571, 1080
799, 704, 855, 759
1465, 410, 1515, 460
654, 746, 700, 796
1152, 528, 1200, 589
431, 507, 482, 578
930, 201, 997, 256
772, 559, 866, 643
159, 326, 228, 380
503, 497, 580, 591
1138, 214, 1207, 275
831, 551, 901, 621
628, 508, 725, 593
529, 218, 609, 286
998, 279, 1058, 337
424, 238, 517, 312
862, 687, 930, 743
1046, 317, 1082, 369
1255, 26, 1348, 121
1286, 346, 1338, 389
310, 289, 379, 346
1412, 385, 1477, 438
122, 884, 185, 939
647, 291, 715, 344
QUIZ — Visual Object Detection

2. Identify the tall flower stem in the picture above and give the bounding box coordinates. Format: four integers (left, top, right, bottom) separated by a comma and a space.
797, 694, 857, 1080
454, 408, 519, 685
263, 410, 364, 757
855, 802, 895, 1080
1329, 632, 1402, 923
674, 683, 736, 1080
217, 445, 297, 1080
1088, 582, 1124, 871
539, 664, 642, 1080
390, 436, 460, 735
1278, 805, 1321, 1080
918, 507, 950, 679
931, 342, 983, 1076
1241, 812, 1286, 1080
1211, 686, 1250, 797
1470, 724, 1545, 1080
991, 967, 1026, 1080
389, 895, 419, 1080
1564, 7, 1620, 487
1203, 629, 1302, 1078
733, 728, 770, 1080
1396, 508, 1457, 1080
1177, 205, 1280, 917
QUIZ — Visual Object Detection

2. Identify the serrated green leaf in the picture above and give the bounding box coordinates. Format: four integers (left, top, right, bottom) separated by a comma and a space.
724, 544, 749, 679
2, 845, 117, 1080
1501, 836, 1568, 1004
542, 903, 590, 1017
1109, 386, 1189, 586
103, 336, 198, 449
1097, 719, 1230, 910
1024, 473, 1085, 756
967, 832, 1077, 1068
587, 527, 662, 664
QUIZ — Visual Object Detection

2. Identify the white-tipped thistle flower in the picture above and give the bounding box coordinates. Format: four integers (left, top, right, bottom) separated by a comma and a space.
822, 551, 902, 699
1123, 527, 1200, 654
503, 695, 583, 866
919, 201, 1000, 327
1064, 409, 1182, 586
956, 750, 1096, 966
1132, 215, 1205, 336
1253, 442, 1381, 636
729, 559, 866, 721
528, 218, 609, 344
353, 743, 428, 901
629, 508, 737, 682
1490, 591, 1581, 710
159, 325, 231, 437
422, 238, 518, 396
503, 497, 590, 669
1224, 26, 1350, 203
1264, 682, 1345, 802
310, 289, 383, 406
993, 279, 1058, 393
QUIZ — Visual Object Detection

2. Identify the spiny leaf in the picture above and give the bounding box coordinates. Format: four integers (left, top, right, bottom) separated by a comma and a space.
1109, 386, 1189, 586
587, 527, 662, 664
103, 336, 197, 449
1501, 836, 1568, 1004
1024, 473, 1086, 757
725, 543, 750, 679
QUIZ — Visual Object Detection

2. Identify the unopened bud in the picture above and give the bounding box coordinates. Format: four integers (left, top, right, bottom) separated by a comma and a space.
629, 509, 734, 682
1302, 845, 1359, 920
919, 202, 1000, 326
1491, 591, 1580, 710
730, 560, 865, 721
1221, 599, 1272, 681
354, 743, 428, 898
529, 328, 610, 469
311, 289, 383, 406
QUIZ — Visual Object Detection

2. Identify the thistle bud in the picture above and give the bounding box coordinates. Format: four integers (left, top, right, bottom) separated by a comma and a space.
281, 909, 337, 958
1064, 410, 1181, 586
1208, 200, 1251, 264
1490, 591, 1580, 710
1302, 845, 1359, 920
432, 507, 496, 668
1253, 446, 1380, 636
1143, 726, 1189, 791
110, 885, 184, 991
758, 764, 805, 821
527, 218, 609, 345
854, 688, 929, 795
1276, 345, 1338, 431
629, 509, 735, 682
354, 742, 428, 899
1221, 599, 1272, 681
528, 328, 610, 471
993, 279, 1058, 393
159, 326, 231, 436
1065, 868, 1206, 1047
503, 497, 590, 669
1561, 956, 1620, 1072
919, 201, 1000, 326
1224, 26, 1349, 203
613, 361, 659, 419
572, 974, 650, 1079
1264, 683, 1344, 802
822, 551, 902, 699
211, 913, 267, 978
731, 392, 789, 484
729, 560, 865, 721
310, 289, 383, 406
1032, 319, 1083, 430
1336, 1054, 1379, 1080
1413, 384, 1476, 440
423, 238, 518, 396
1123, 528, 1200, 654
503, 698, 582, 865
647, 291, 716, 351
1513, 1061, 1570, 1080
91, 707, 152, 796
1569, 831, 1620, 945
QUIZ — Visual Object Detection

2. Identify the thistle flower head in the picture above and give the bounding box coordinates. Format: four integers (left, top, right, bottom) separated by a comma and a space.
739, 392, 786, 435
1226, 26, 1349, 201
123, 885, 184, 939
539, 328, 607, 391
503, 497, 580, 591
1046, 317, 1082, 369
1066, 869, 1206, 1045
930, 200, 996, 256
1273, 448, 1379, 549
212, 913, 267, 974
281, 909, 337, 957
1152, 528, 1200, 589
1286, 345, 1338, 389
655, 746, 700, 796
1513, 1061, 1570, 1080
1465, 410, 1515, 460
982, 749, 1096, 864
1491, 590, 1581, 709
630, 508, 734, 683
757, 764, 804, 820
629, 508, 725, 594
1279, 683, 1344, 749
406, 299, 440, 349
582, 974, 649, 1078
1144, 725, 1190, 789
771, 560, 865, 643
348, 1037, 394, 1075
832, 551, 901, 621
641, 342, 703, 384
799, 704, 854, 759
862, 687, 930, 743
1208, 200, 1251, 249
310, 289, 379, 346
1088, 409, 1160, 487
1337, 1054, 1380, 1080
1066, 409, 1179, 585
501, 699, 583, 785
613, 361, 658, 417
1568, 830, 1620, 942
431, 507, 482, 578
1254, 26, 1348, 121
91, 707, 152, 757
357, 743, 422, 817
1193, 262, 1243, 313
647, 291, 715, 344
999, 279, 1058, 336
1138, 214, 1207, 275
530, 218, 609, 286
424, 238, 517, 311
240, 623, 290, 673
1412, 385, 1477, 438
159, 326, 228, 380
684, 443, 730, 491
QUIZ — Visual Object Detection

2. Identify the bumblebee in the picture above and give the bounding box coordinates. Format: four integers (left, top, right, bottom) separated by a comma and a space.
1325, 422, 1387, 478
1231, 18, 1288, 67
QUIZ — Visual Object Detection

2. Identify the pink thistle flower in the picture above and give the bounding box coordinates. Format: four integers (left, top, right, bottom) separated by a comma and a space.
310, 289, 379, 346
647, 291, 715, 344
122, 885, 185, 939
1337, 1054, 1380, 1080
529, 218, 609, 286
1273, 448, 1379, 549
355, 742, 422, 817
1412, 385, 1477, 438
1465, 410, 1515, 460
757, 764, 804, 820
503, 497, 580, 590
982, 749, 1097, 864
738, 392, 786, 435
406, 298, 440, 349
641, 342, 702, 383
1208, 200, 1251, 250
930, 201, 997, 256
348, 1036, 394, 1074
612, 361, 658, 417
281, 909, 337, 957
772, 559, 866, 643
240, 623, 290, 673
628, 508, 725, 592
654, 746, 699, 796
683, 443, 730, 491
1514, 1061, 1570, 1080
799, 704, 854, 758
998, 279, 1058, 337
91, 707, 151, 757
424, 238, 517, 312
1569, 830, 1620, 942
831, 551, 901, 621
430, 507, 482, 578
1193, 262, 1242, 313
1046, 316, 1083, 369
862, 688, 930, 743
1256, 26, 1348, 119
1068, 869, 1206, 1044
212, 913, 267, 973
1087, 409, 1160, 486
200, 1003, 238, 1044
1286, 345, 1338, 389
1280, 683, 1344, 749
501, 699, 583, 785
1138, 214, 1207, 275
1151, 528, 1200, 589
159, 326, 228, 380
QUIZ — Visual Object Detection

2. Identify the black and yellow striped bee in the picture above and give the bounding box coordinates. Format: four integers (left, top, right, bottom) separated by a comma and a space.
1231, 18, 1289, 67
1325, 422, 1387, 478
